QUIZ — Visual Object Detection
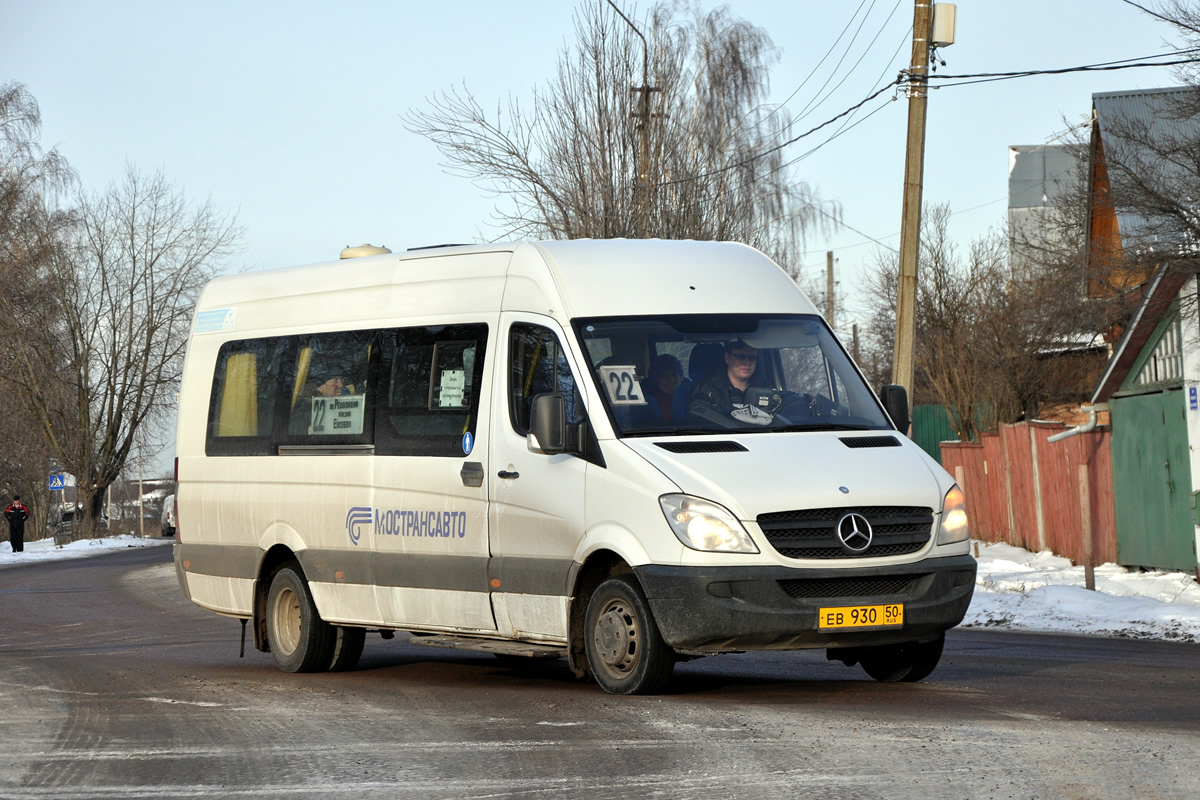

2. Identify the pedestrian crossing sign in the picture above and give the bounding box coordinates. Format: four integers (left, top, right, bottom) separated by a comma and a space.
48, 473, 65, 491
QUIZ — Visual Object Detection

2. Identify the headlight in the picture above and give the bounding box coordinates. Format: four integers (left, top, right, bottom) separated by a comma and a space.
659, 494, 759, 553
937, 485, 970, 545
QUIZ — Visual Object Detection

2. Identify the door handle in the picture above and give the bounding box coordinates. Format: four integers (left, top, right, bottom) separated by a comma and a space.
497, 470, 520, 480
460, 461, 484, 487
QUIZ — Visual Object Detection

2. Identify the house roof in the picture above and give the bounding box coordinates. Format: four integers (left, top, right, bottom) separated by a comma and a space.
1090, 264, 1188, 403
1092, 87, 1199, 250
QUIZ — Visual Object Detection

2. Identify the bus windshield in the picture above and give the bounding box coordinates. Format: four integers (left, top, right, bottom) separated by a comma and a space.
574, 314, 893, 436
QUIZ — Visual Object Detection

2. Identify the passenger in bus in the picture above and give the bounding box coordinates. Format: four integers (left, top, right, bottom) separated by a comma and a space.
315, 374, 351, 396
634, 354, 689, 424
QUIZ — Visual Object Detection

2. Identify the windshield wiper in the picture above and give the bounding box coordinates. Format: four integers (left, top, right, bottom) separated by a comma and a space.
776, 422, 876, 432
623, 427, 723, 437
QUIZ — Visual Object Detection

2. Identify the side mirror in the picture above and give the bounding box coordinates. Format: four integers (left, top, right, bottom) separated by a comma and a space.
879, 384, 910, 435
528, 393, 567, 454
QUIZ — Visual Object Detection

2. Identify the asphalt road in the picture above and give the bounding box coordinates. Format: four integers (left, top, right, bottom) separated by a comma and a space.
1, 545, 1198, 800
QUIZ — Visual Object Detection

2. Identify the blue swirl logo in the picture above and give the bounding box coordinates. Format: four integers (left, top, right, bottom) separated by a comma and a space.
345, 506, 373, 546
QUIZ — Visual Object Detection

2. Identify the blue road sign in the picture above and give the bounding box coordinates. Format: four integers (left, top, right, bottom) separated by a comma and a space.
48, 473, 65, 491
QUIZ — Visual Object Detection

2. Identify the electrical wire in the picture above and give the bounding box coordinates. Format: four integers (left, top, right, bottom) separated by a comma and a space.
660, 79, 901, 186
663, 48, 1199, 189
927, 49, 1200, 88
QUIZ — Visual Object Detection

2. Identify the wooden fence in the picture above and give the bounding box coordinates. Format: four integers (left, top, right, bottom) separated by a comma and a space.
940, 421, 1117, 566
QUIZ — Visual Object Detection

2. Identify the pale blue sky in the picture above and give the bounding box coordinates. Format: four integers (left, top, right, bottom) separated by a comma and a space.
3, 0, 1185, 472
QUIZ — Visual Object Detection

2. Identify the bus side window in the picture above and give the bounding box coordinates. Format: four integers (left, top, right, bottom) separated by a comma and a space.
206, 338, 281, 456
279, 330, 377, 441
375, 323, 488, 457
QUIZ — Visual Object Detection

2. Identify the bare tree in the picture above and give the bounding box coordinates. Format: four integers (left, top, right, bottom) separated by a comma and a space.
0, 165, 242, 536
862, 204, 1104, 439
0, 82, 75, 540
404, 1, 837, 273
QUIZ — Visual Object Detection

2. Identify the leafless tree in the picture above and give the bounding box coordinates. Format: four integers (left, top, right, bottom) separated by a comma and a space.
0, 165, 242, 536
0, 82, 75, 539
404, 1, 837, 274
863, 203, 1107, 439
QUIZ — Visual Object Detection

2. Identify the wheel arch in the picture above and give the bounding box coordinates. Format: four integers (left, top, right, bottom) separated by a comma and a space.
253, 544, 304, 653
565, 549, 635, 680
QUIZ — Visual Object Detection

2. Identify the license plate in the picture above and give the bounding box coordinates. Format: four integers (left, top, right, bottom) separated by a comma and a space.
818, 604, 904, 630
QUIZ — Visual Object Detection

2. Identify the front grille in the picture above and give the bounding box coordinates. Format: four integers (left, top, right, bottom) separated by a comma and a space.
778, 575, 920, 599
757, 505, 933, 560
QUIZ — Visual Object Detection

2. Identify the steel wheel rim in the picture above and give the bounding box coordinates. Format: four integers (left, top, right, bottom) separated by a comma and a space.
592, 597, 640, 678
271, 586, 301, 656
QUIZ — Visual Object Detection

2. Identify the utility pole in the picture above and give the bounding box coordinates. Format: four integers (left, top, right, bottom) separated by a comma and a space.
826, 251, 836, 330
891, 0, 935, 397
608, 0, 658, 237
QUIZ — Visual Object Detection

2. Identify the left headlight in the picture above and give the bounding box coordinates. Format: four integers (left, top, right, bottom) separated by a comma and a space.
937, 484, 970, 545
659, 494, 759, 554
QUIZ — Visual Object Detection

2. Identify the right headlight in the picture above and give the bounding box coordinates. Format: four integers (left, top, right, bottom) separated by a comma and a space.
659, 494, 759, 554
937, 484, 970, 545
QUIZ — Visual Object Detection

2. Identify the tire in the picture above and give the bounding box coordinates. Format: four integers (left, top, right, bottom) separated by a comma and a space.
584, 575, 674, 695
859, 634, 945, 682
327, 626, 366, 672
265, 565, 335, 673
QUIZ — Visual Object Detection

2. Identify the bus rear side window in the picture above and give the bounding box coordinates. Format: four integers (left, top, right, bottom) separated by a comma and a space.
207, 339, 279, 455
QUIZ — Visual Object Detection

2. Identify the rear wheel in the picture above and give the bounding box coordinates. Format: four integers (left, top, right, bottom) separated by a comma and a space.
584, 575, 674, 695
265, 565, 335, 673
859, 634, 945, 682
327, 626, 366, 672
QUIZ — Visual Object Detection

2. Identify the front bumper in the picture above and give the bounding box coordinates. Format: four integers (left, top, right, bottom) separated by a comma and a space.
634, 554, 976, 652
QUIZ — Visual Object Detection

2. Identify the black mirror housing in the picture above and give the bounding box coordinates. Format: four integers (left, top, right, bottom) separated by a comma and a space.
528, 393, 567, 454
879, 384, 910, 435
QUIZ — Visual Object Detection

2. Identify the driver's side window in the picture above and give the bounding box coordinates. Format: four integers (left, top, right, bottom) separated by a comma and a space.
508, 323, 582, 435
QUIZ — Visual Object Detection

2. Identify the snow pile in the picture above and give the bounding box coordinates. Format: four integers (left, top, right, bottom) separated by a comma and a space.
0, 534, 172, 566
964, 541, 1200, 642
3, 535, 1200, 643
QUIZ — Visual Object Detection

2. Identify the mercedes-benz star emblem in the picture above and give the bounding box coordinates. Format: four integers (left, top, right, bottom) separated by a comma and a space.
835, 512, 873, 554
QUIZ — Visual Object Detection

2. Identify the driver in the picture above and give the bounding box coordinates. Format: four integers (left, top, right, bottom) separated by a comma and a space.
688, 339, 774, 426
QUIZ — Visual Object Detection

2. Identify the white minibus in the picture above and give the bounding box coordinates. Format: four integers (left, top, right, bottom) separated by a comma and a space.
173, 239, 975, 694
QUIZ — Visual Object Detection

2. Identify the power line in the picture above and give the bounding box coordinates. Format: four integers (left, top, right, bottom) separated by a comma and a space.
660, 79, 902, 186
928, 49, 1200, 88
660, 47, 1198, 189
787, 0, 906, 130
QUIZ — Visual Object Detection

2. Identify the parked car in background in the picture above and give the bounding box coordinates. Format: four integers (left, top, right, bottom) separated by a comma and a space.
52, 507, 108, 544
161, 494, 176, 537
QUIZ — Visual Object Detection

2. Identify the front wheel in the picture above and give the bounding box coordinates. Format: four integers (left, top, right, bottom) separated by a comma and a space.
584, 575, 674, 695
265, 565, 335, 673
859, 634, 945, 682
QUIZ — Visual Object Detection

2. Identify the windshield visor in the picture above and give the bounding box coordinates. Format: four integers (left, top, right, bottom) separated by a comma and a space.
575, 315, 893, 436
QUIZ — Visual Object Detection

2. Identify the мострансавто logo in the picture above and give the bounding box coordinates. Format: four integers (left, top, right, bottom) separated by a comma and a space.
344, 506, 467, 546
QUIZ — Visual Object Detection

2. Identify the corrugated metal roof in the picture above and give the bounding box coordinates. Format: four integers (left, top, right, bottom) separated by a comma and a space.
1092, 86, 1199, 244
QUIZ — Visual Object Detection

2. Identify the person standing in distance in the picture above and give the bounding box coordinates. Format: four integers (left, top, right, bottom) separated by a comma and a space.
5, 495, 28, 553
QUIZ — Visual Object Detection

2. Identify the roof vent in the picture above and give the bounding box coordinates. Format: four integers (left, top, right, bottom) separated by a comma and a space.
340, 243, 393, 259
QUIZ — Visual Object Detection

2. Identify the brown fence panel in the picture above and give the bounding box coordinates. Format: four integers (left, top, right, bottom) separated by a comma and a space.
941, 422, 1116, 567
1032, 422, 1079, 560
980, 433, 1011, 544
939, 442, 988, 539
1062, 428, 1117, 565
1001, 424, 1040, 552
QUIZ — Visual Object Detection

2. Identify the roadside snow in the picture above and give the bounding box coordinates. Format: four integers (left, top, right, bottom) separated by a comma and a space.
0, 534, 172, 566
962, 541, 1200, 643
3, 536, 1199, 643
